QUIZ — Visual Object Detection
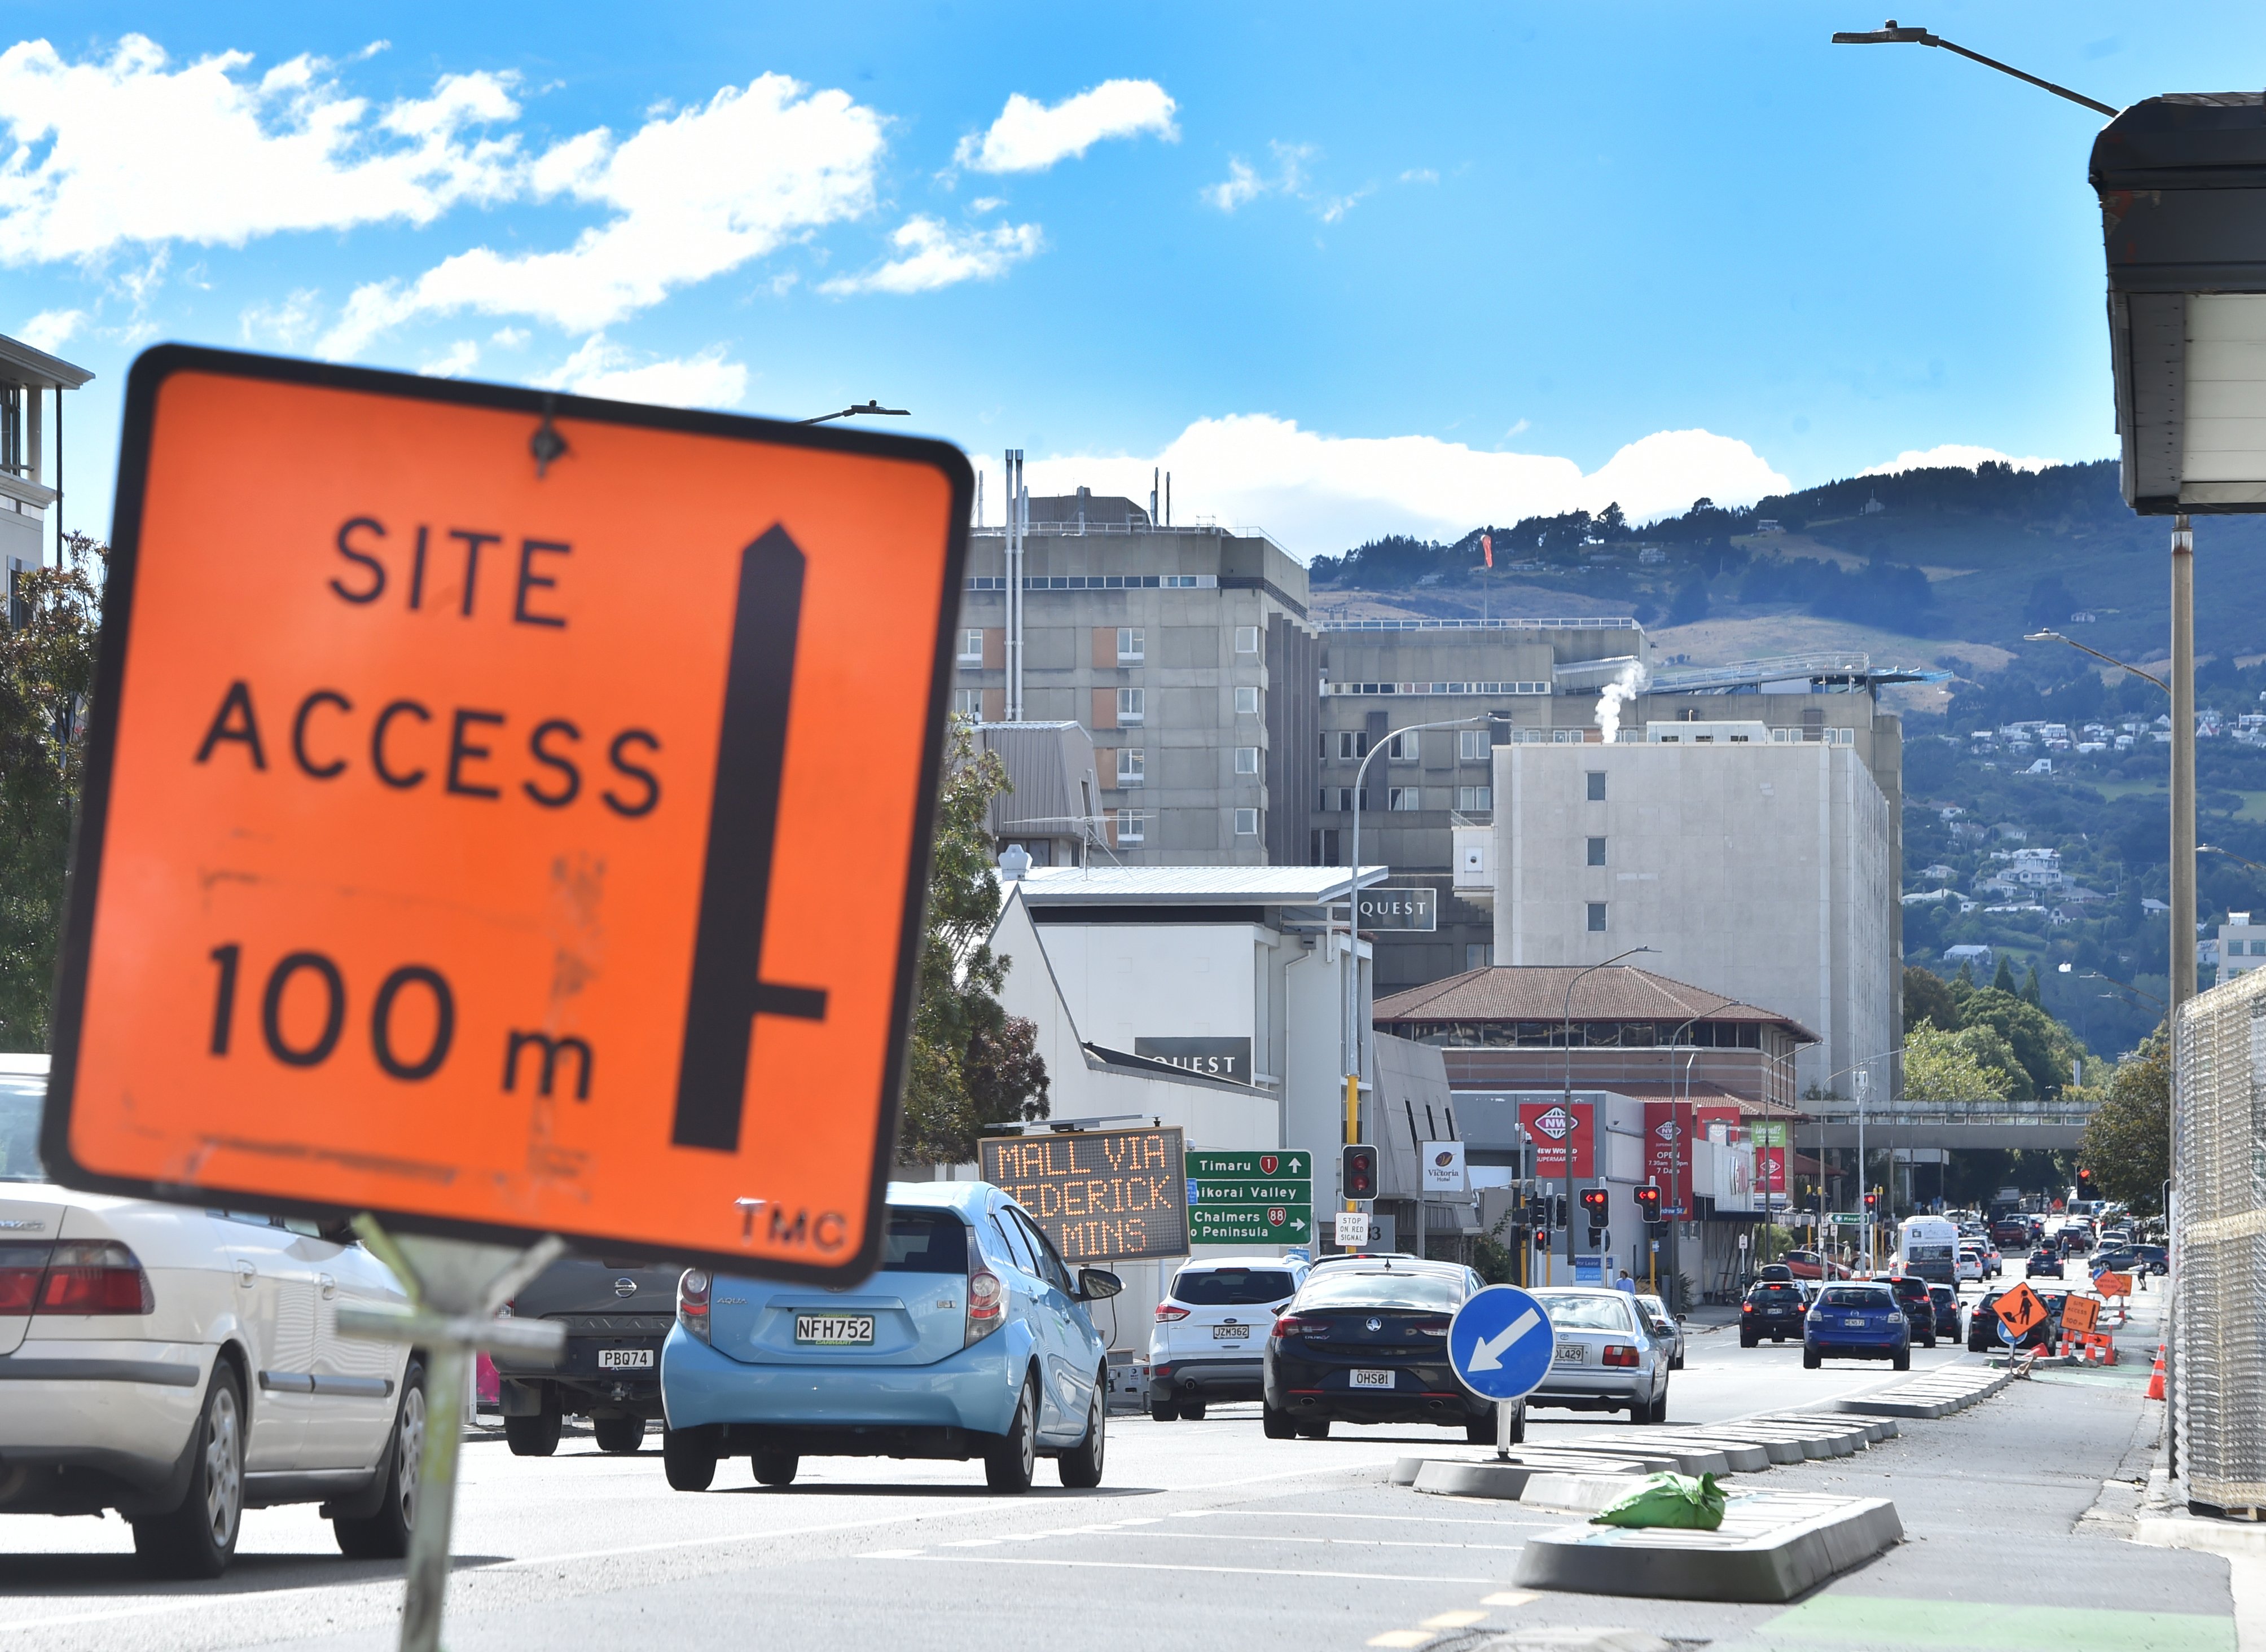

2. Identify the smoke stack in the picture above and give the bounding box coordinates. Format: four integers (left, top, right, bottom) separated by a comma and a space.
1593, 660, 1649, 744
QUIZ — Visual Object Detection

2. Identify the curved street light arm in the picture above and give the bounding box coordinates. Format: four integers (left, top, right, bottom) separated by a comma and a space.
2023, 630, 2169, 695
1830, 24, 2117, 118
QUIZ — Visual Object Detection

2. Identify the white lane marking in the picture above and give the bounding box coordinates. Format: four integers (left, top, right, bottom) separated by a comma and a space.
1064, 1529, 1526, 1553
1468, 1308, 1542, 1372
862, 1554, 1502, 1584
1172, 1508, 1549, 1528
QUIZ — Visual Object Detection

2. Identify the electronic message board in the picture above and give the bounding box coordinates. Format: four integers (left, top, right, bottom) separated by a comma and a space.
980, 1126, 1187, 1262
41, 346, 969, 1283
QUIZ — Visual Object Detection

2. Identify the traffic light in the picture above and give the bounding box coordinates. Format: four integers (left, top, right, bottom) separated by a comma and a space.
2076, 1166, 2092, 1191
1635, 1185, 1663, 1225
1863, 1189, 1879, 1215
1579, 1186, 1609, 1244
1342, 1144, 1378, 1201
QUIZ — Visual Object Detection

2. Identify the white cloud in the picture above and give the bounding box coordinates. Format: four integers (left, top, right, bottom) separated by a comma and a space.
0, 36, 521, 264
542, 333, 748, 409
418, 339, 478, 377
1859, 443, 2058, 476
954, 80, 1175, 173
318, 73, 882, 355
973, 415, 1790, 557
17, 307, 87, 352
1202, 160, 1263, 213
239, 287, 322, 347
490, 326, 528, 348
1400, 168, 1438, 184
1203, 142, 1325, 216
819, 215, 1042, 296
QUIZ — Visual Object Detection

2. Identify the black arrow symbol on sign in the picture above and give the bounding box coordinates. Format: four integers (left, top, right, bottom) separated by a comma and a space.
672, 524, 828, 1153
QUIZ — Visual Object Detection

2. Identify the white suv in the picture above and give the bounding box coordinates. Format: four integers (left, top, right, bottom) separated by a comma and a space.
1147, 1256, 1306, 1421
0, 1057, 416, 1576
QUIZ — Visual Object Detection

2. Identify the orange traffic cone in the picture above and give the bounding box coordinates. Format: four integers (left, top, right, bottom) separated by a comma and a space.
2146, 1346, 2167, 1401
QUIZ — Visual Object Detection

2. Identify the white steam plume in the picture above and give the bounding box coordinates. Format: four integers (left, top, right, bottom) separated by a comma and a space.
1595, 661, 1649, 744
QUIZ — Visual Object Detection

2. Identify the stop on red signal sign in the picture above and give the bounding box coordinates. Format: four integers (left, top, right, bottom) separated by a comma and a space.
42, 347, 970, 1282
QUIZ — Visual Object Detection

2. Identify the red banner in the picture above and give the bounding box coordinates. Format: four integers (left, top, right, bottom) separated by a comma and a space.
1519, 1099, 1593, 1178
1756, 1145, 1786, 1194
1641, 1102, 1691, 1214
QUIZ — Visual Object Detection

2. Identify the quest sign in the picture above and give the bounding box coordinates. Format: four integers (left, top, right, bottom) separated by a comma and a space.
41, 348, 969, 1281
981, 1126, 1188, 1262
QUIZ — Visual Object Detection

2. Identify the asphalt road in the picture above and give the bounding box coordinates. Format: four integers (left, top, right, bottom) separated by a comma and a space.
8, 1284, 2214, 1652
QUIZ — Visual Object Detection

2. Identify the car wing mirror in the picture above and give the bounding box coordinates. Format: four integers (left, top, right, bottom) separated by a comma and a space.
1076, 1267, 1123, 1302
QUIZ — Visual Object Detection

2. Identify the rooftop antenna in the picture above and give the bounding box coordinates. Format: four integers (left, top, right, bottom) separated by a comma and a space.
1150, 466, 1160, 529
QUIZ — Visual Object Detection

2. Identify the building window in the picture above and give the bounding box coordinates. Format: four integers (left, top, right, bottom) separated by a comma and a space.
1465, 943, 1494, 970
951, 689, 982, 717
1235, 686, 1261, 716
1333, 787, 1370, 812
1457, 785, 1492, 812
1236, 625, 1261, 653
1459, 729, 1490, 761
1388, 730, 1420, 761
1235, 746, 1259, 775
1117, 626, 1145, 663
1118, 688, 1145, 723
1233, 808, 1259, 836
1310, 828, 1341, 865
1336, 730, 1367, 761
1117, 748, 1144, 788
1388, 787, 1420, 811
958, 628, 983, 664
1587, 836, 1606, 867
1586, 771, 1606, 802
1586, 902, 1607, 932
1116, 809, 1145, 843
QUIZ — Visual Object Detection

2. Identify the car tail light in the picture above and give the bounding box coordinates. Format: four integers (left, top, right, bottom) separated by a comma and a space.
677, 1268, 711, 1344
1741, 1302, 1754, 1313
965, 1268, 1004, 1346
1273, 1312, 1324, 1339
1154, 1303, 1189, 1322
1601, 1344, 1639, 1368
0, 1242, 50, 1313
34, 1241, 153, 1315
1412, 1319, 1450, 1337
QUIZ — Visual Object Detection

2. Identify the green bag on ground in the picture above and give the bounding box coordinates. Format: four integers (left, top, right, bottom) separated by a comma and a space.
1587, 1471, 1727, 1531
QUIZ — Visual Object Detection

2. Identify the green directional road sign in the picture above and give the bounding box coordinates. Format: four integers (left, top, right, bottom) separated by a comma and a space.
1186, 1150, 1312, 1179
1190, 1204, 1313, 1244
1829, 1212, 1867, 1225
1187, 1179, 1312, 1206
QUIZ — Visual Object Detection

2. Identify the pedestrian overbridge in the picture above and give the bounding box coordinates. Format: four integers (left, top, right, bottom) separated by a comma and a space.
1799, 1099, 2093, 1152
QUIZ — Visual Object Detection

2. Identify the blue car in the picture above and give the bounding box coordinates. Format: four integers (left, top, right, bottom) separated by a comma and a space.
1802, 1282, 1911, 1370
659, 1182, 1121, 1494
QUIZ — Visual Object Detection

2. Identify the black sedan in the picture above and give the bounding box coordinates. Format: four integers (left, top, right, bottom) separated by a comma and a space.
1740, 1280, 1808, 1346
1887, 1275, 1938, 1347
1261, 1260, 1508, 1443
2026, 1247, 2065, 1279
1926, 1284, 1962, 1342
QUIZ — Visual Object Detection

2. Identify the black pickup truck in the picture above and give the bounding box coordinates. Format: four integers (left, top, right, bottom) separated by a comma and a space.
491, 1254, 686, 1455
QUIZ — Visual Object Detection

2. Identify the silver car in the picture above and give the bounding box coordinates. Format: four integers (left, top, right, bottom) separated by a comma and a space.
1526, 1287, 1671, 1422
1635, 1293, 1685, 1370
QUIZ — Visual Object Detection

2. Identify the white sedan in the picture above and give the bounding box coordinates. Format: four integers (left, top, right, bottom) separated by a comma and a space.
1, 1056, 419, 1576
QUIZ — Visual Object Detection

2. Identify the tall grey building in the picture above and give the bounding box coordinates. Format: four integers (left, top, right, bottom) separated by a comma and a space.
954, 490, 1318, 865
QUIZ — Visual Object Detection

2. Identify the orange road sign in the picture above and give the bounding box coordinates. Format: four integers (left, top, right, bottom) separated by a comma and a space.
42, 347, 971, 1281
2061, 1294, 2100, 1335
1994, 1280, 2050, 1339
2095, 1271, 2134, 1298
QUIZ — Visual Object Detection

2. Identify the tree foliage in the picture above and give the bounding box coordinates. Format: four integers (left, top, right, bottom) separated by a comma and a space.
1902, 965, 1958, 1033
0, 534, 103, 1049
1902, 1023, 2015, 1103
895, 718, 1049, 1165
2079, 1032, 2169, 1214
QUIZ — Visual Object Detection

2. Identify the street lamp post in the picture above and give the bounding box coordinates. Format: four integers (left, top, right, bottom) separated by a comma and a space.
1341, 715, 1498, 1220
1560, 948, 1656, 1277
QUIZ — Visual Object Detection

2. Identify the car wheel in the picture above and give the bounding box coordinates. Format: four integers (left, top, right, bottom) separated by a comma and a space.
1641, 1381, 1668, 1424
1924, 1333, 1938, 1349
133, 1363, 246, 1579
592, 1415, 645, 1455
1892, 1348, 1911, 1372
985, 1376, 1039, 1493
751, 1448, 799, 1487
662, 1424, 719, 1492
1262, 1403, 1298, 1440
1802, 1346, 1821, 1370
1180, 1400, 1207, 1422
1464, 1413, 1496, 1445
333, 1356, 425, 1559
1739, 1332, 1756, 1348
1059, 1387, 1106, 1489
1671, 1353, 1684, 1371
1149, 1399, 1176, 1423
1295, 1418, 1331, 1440
504, 1390, 562, 1458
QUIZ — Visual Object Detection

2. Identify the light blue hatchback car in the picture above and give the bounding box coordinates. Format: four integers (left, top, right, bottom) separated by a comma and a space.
660, 1181, 1121, 1493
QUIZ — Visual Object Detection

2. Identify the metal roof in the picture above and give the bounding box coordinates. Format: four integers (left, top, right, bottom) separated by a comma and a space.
0, 333, 94, 391
1372, 964, 1820, 1042
1014, 864, 1388, 905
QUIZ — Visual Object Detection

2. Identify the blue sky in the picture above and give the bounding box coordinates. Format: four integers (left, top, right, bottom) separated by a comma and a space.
5, 3, 2259, 558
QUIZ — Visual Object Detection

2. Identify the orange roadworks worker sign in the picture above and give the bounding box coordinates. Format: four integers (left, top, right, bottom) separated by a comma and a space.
2061, 1294, 2101, 1335
2096, 1272, 2134, 1298
1995, 1280, 2050, 1339
42, 346, 971, 1281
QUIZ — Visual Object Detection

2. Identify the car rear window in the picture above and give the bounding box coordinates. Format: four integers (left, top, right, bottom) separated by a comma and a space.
1173, 1267, 1297, 1306
1297, 1271, 1463, 1311
1754, 1284, 1802, 1299
0, 1078, 46, 1183
880, 1209, 969, 1273
1820, 1287, 1892, 1308
1532, 1291, 1635, 1332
